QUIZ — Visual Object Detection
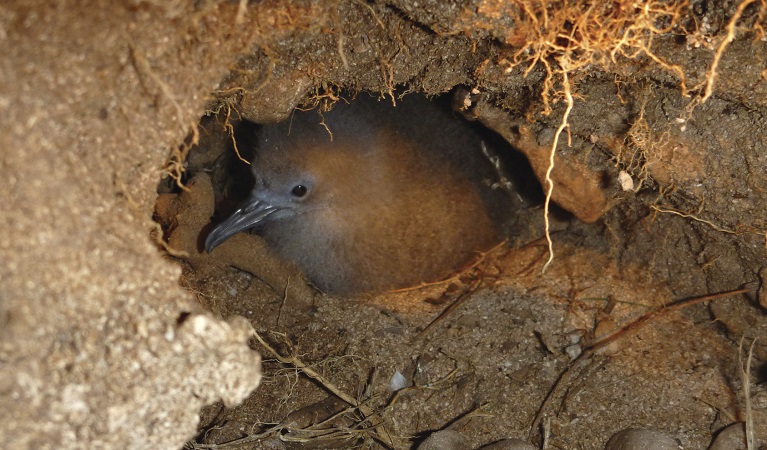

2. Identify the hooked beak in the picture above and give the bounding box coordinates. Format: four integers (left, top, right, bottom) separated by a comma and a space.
204, 198, 280, 253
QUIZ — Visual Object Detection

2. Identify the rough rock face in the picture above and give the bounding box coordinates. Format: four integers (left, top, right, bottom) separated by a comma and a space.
0, 2, 262, 448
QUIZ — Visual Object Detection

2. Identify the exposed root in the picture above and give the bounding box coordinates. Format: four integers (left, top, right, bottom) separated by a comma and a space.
299, 85, 346, 113
617, 89, 671, 191
129, 43, 186, 126
129, 43, 201, 188
335, 0, 350, 71
353, 0, 386, 30
222, 104, 249, 165
150, 221, 190, 258
499, 0, 692, 115
541, 62, 573, 274
490, 1, 765, 271
650, 205, 767, 242
495, 1, 696, 271
651, 205, 739, 234
295, 86, 350, 139
235, 0, 247, 24
701, 0, 762, 103
164, 124, 199, 191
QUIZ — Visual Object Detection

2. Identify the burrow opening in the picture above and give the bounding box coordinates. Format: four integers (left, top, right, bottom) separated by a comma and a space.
151, 2, 767, 447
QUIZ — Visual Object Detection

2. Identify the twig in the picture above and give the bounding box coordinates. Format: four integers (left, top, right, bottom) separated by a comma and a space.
253, 331, 358, 406
189, 424, 284, 449
411, 278, 482, 342
702, 0, 758, 102
739, 336, 757, 450
588, 287, 747, 352
276, 276, 290, 327
251, 331, 395, 448
528, 287, 749, 441
388, 239, 507, 293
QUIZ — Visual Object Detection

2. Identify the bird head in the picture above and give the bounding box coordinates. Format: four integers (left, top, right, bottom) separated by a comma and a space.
204, 115, 373, 254
205, 101, 391, 252
203, 150, 323, 253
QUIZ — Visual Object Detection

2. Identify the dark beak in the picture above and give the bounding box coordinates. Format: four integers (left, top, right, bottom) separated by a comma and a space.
204, 199, 280, 253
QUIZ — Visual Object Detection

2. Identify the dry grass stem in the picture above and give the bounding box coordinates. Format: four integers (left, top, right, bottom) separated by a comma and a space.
388, 239, 506, 293
412, 278, 482, 342
739, 337, 757, 450
251, 330, 396, 448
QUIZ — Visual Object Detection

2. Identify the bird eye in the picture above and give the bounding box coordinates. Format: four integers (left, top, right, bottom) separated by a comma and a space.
291, 185, 308, 198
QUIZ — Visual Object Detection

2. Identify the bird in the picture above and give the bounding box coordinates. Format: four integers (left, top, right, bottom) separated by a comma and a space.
205, 92, 513, 295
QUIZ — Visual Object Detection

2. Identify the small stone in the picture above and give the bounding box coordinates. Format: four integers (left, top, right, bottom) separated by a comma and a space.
604, 428, 679, 450
618, 171, 634, 191
389, 369, 409, 392
707, 423, 747, 450
565, 343, 582, 360
417, 430, 471, 450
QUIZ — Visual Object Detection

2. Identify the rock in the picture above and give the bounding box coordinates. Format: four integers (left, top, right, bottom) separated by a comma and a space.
604, 428, 679, 450
708, 423, 747, 450
417, 430, 472, 450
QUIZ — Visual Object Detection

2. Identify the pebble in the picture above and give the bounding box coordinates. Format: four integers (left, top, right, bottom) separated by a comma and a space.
707, 422, 747, 450
417, 430, 471, 450
604, 428, 679, 450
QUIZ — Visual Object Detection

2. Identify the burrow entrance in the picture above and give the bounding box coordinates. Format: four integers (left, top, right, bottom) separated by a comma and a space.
154, 2, 767, 448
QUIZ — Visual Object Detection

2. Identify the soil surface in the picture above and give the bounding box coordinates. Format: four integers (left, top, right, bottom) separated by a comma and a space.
159, 90, 766, 449
152, 1, 767, 449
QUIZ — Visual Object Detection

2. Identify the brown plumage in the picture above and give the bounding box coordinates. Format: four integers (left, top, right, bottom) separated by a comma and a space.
205, 93, 512, 295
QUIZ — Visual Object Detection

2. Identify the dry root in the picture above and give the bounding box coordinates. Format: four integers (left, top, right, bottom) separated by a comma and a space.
492, 0, 764, 271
